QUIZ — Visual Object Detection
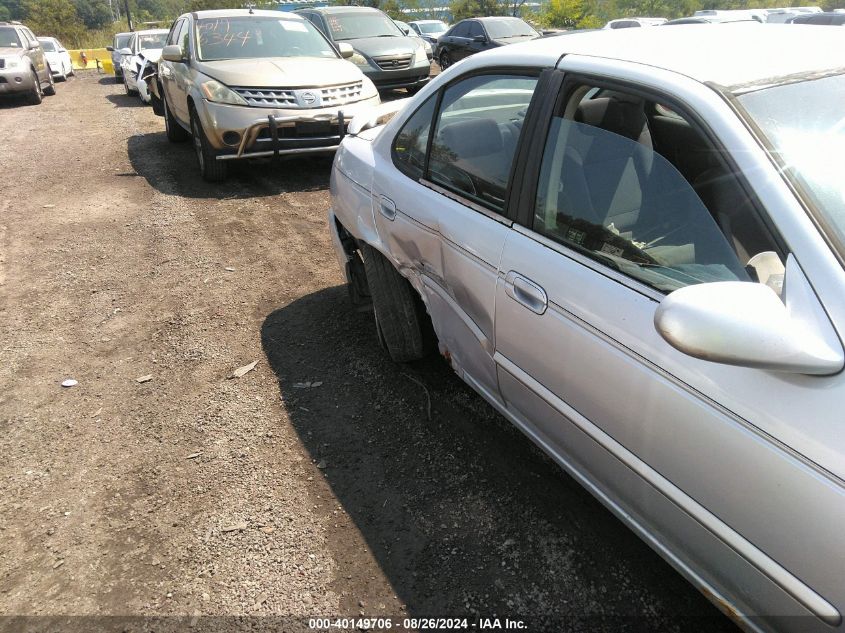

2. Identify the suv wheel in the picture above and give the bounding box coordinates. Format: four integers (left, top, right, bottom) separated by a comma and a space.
163, 93, 189, 143
360, 243, 434, 362
43, 69, 56, 96
190, 108, 228, 183
438, 50, 451, 69
124, 74, 136, 96
27, 70, 43, 105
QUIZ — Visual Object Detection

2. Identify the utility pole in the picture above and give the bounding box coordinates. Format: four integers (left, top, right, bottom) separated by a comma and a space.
123, 0, 134, 31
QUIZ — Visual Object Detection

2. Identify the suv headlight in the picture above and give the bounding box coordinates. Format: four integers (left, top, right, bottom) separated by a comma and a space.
349, 52, 369, 68
413, 45, 428, 65
4, 57, 20, 68
200, 79, 248, 106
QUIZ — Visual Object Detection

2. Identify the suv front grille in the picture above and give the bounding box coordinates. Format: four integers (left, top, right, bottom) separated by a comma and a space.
232, 81, 364, 109
372, 54, 412, 70
233, 87, 297, 108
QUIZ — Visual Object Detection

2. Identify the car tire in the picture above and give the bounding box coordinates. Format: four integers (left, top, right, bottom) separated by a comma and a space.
360, 243, 434, 362
43, 69, 55, 96
438, 50, 451, 69
124, 74, 136, 95
190, 107, 227, 183
58, 71, 67, 82
163, 92, 189, 143
27, 70, 43, 105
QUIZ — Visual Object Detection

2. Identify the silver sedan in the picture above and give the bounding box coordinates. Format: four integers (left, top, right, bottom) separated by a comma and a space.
328, 24, 845, 633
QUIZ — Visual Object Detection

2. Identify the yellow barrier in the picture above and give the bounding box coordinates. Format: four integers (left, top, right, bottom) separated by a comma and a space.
68, 48, 114, 73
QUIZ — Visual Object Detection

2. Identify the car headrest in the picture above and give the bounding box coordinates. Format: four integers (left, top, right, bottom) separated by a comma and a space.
575, 96, 650, 145
439, 118, 503, 159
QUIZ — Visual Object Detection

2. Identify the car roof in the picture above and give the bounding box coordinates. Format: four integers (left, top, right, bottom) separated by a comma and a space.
410, 19, 445, 23
307, 6, 383, 13
37, 36, 57, 41
478, 24, 845, 90
133, 28, 169, 35
191, 8, 305, 20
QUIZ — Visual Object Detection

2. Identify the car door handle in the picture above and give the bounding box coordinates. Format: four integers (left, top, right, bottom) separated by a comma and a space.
378, 196, 397, 221
504, 271, 547, 315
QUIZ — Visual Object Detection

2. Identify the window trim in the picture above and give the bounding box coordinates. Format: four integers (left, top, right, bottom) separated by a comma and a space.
512, 72, 787, 291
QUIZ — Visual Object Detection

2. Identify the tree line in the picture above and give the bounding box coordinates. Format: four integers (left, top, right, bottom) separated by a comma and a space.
2, 0, 842, 48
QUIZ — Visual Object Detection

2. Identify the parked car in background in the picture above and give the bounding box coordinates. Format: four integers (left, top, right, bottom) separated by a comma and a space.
408, 19, 449, 44
154, 9, 380, 182
664, 16, 760, 24
603, 17, 667, 28
694, 8, 766, 22
120, 29, 168, 97
330, 24, 845, 633
0, 21, 55, 104
296, 6, 430, 93
37, 36, 73, 81
789, 12, 845, 24
434, 16, 540, 69
394, 19, 433, 60
107, 32, 131, 80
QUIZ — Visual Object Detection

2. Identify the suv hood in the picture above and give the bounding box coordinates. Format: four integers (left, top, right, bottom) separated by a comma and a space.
341, 36, 419, 57
0, 46, 24, 58
195, 56, 364, 88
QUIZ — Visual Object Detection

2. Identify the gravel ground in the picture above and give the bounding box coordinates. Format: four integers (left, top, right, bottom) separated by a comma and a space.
0, 71, 738, 633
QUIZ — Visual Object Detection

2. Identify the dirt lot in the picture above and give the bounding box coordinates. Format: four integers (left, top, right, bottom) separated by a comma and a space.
0, 72, 738, 632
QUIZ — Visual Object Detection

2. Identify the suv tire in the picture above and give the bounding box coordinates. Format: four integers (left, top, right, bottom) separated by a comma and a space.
43, 69, 55, 96
163, 92, 189, 143
360, 243, 433, 362
124, 74, 136, 96
190, 107, 228, 183
27, 70, 42, 105
438, 50, 451, 69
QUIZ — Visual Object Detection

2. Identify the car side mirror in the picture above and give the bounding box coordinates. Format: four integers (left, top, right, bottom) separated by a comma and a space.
106, 45, 114, 51
29, 40, 41, 49
161, 45, 185, 62
337, 42, 354, 58
654, 256, 844, 375
472, 34, 487, 42
119, 47, 132, 56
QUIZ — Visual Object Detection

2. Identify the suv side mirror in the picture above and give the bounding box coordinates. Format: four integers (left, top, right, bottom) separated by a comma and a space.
337, 42, 354, 58
119, 47, 132, 56
106, 46, 114, 51
161, 44, 185, 62
472, 34, 487, 42
29, 40, 40, 49
654, 256, 844, 375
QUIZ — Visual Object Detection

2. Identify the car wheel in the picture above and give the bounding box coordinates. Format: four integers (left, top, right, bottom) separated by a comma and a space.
58, 70, 67, 82
163, 92, 189, 143
43, 69, 56, 96
190, 108, 228, 183
124, 74, 137, 95
438, 50, 451, 69
360, 243, 434, 362
27, 70, 43, 105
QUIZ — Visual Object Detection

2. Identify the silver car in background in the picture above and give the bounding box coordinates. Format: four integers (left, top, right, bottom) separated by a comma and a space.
156, 9, 380, 182
107, 31, 131, 80
328, 24, 845, 632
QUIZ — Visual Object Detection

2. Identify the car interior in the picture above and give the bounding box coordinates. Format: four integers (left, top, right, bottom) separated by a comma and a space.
532, 84, 784, 291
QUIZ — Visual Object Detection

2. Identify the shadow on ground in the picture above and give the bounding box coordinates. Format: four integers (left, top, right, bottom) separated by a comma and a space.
260, 285, 739, 632
127, 132, 333, 199
106, 93, 148, 108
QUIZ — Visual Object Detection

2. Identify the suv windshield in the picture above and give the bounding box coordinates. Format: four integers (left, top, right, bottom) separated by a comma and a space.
417, 21, 446, 34
738, 73, 845, 261
484, 18, 537, 39
0, 27, 22, 48
39, 39, 56, 52
138, 33, 167, 50
326, 12, 402, 40
196, 17, 337, 61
